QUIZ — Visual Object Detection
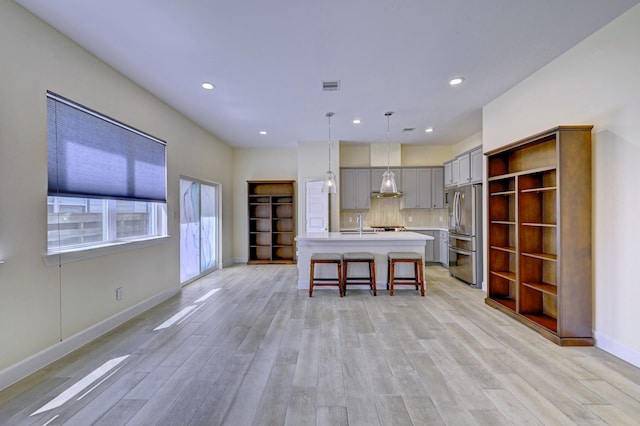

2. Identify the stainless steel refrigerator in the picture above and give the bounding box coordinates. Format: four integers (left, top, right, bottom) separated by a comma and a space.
446, 184, 483, 288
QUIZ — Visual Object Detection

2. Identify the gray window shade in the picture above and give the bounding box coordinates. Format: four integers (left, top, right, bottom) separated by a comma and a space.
47, 92, 167, 203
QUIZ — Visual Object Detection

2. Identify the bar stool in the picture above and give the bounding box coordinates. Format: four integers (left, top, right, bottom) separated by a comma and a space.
309, 253, 343, 297
387, 252, 425, 296
342, 252, 377, 296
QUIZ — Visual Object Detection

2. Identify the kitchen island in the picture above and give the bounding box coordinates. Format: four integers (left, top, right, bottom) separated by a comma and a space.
295, 231, 433, 289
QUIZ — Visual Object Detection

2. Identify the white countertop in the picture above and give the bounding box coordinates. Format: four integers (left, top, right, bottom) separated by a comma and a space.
338, 227, 448, 232
296, 231, 434, 242
405, 227, 449, 232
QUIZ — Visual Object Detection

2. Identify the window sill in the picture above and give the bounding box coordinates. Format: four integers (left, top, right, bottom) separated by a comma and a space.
44, 235, 171, 266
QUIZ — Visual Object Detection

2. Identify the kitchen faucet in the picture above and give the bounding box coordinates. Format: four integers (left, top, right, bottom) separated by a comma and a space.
356, 213, 364, 235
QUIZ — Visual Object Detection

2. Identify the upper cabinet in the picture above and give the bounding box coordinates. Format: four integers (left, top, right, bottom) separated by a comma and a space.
400, 167, 443, 209
340, 168, 371, 210
470, 147, 483, 183
458, 153, 470, 184
444, 161, 452, 187
401, 168, 430, 209
431, 167, 444, 208
340, 166, 443, 211
452, 158, 460, 186
444, 146, 482, 187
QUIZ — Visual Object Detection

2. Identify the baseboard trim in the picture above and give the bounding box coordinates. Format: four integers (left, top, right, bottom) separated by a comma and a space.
594, 331, 640, 368
0, 286, 180, 392
228, 257, 248, 266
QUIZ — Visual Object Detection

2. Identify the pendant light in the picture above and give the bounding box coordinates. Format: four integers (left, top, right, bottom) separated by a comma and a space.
322, 112, 337, 193
380, 111, 398, 194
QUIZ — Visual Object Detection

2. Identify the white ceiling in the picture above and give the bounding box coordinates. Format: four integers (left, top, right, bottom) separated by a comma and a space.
15, 0, 640, 148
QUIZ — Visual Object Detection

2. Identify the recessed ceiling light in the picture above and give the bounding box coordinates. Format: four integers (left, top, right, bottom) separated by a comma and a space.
449, 77, 465, 86
352, 119, 361, 124
425, 127, 434, 133
201, 82, 215, 90
259, 131, 267, 135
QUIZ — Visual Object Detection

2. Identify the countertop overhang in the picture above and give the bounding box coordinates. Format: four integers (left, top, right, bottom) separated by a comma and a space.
295, 231, 434, 245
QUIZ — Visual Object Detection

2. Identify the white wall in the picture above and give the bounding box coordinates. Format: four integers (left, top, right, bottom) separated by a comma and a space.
233, 147, 298, 261
483, 5, 640, 366
341, 142, 456, 167
0, 1, 234, 386
340, 143, 370, 168
402, 145, 454, 166
297, 141, 340, 232
453, 131, 482, 156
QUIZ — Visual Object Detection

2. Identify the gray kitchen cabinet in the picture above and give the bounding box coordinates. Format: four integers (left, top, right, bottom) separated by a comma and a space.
401, 167, 443, 209
431, 167, 444, 208
470, 146, 483, 183
415, 230, 439, 262
340, 168, 370, 210
444, 145, 482, 187
458, 152, 471, 185
451, 158, 460, 186
432, 230, 439, 262
425, 231, 434, 261
371, 167, 402, 192
444, 160, 454, 187
400, 168, 431, 209
440, 230, 449, 267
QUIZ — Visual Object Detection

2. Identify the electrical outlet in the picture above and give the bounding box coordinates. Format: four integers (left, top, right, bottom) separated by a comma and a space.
116, 287, 123, 300
348, 216, 352, 223
439, 216, 443, 222
408, 216, 413, 222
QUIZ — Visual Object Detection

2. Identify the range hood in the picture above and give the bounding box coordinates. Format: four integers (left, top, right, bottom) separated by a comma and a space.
370, 143, 403, 197
371, 191, 403, 198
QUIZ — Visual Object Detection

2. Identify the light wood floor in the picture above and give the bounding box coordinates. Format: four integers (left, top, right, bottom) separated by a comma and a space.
1, 265, 640, 425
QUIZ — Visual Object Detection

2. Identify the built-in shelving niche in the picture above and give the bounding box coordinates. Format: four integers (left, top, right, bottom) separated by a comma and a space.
248, 180, 296, 264
485, 126, 593, 346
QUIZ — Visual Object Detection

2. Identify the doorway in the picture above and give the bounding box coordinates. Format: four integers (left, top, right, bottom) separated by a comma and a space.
180, 177, 220, 284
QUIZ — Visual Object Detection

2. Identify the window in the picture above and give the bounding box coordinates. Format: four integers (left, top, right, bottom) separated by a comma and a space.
47, 92, 168, 254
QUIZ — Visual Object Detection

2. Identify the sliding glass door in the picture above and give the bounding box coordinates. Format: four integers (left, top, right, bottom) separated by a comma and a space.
180, 178, 219, 284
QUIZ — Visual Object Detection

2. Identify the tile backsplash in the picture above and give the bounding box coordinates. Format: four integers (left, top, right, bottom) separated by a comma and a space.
340, 197, 448, 228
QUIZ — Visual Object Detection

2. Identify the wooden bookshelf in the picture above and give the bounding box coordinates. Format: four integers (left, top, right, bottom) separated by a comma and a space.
485, 126, 593, 346
248, 180, 296, 264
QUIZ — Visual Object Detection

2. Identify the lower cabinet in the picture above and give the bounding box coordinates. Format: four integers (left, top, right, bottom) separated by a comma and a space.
424, 231, 435, 262
439, 230, 448, 267
414, 230, 440, 263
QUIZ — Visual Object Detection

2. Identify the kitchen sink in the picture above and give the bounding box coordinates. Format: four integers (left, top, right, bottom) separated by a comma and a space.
340, 229, 375, 234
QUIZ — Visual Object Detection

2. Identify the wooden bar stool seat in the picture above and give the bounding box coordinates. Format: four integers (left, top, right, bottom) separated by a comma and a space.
386, 252, 425, 296
342, 252, 377, 296
309, 253, 343, 297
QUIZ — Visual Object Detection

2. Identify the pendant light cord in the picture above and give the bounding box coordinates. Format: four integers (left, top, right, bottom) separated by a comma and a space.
385, 111, 393, 172
327, 112, 332, 170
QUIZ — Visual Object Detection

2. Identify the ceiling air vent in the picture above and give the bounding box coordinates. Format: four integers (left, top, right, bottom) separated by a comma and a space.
322, 80, 340, 91
402, 128, 415, 132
